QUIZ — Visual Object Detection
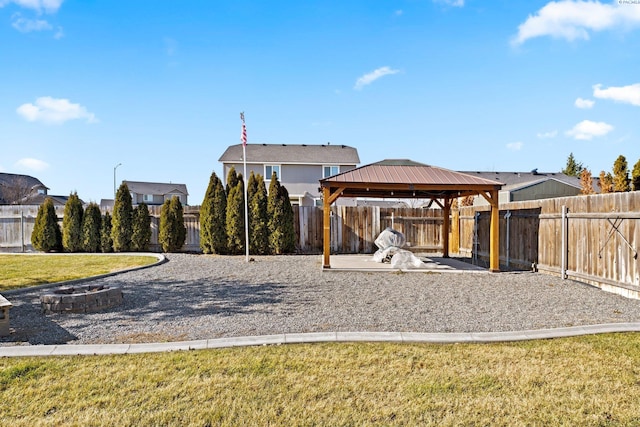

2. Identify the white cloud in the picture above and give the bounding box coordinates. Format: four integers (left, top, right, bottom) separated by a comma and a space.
354, 66, 400, 90
15, 158, 49, 172
17, 97, 98, 124
593, 83, 640, 106
394, 10, 403, 16
565, 119, 613, 140
507, 141, 524, 151
537, 130, 558, 138
0, 0, 64, 13
433, 0, 464, 7
512, 1, 640, 45
11, 13, 51, 32
574, 97, 595, 109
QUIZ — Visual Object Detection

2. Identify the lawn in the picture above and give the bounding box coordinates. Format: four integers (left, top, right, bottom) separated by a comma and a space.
0, 254, 158, 291
2, 334, 640, 425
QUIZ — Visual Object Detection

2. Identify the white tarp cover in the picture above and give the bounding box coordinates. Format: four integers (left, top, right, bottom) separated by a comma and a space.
372, 227, 425, 269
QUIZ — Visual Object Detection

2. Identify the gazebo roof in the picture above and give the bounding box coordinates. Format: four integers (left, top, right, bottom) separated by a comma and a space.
320, 159, 503, 199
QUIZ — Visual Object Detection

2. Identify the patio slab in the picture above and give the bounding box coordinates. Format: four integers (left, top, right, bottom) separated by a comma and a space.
323, 254, 488, 273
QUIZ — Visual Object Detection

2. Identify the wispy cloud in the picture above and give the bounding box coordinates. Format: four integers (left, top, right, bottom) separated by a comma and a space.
506, 141, 524, 151
593, 83, 640, 106
537, 130, 558, 139
511, 0, 640, 46
164, 37, 178, 56
15, 157, 49, 172
11, 13, 50, 32
354, 66, 400, 90
433, 0, 464, 7
0, 0, 64, 14
565, 119, 613, 140
17, 97, 98, 124
574, 97, 594, 109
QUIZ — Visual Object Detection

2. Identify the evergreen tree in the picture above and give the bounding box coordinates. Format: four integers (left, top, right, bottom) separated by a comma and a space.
225, 177, 245, 255
632, 159, 640, 191
82, 202, 102, 252
200, 172, 227, 254
31, 197, 62, 252
111, 182, 133, 252
226, 166, 239, 195
579, 169, 595, 195
598, 171, 613, 194
131, 203, 151, 252
248, 172, 270, 254
562, 152, 584, 177
101, 211, 114, 253
159, 196, 186, 252
200, 172, 217, 254
267, 172, 296, 254
62, 192, 84, 252
613, 155, 631, 192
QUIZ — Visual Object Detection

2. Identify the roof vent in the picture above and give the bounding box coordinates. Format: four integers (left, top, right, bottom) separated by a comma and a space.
341, 145, 345, 148
302, 144, 307, 146
262, 143, 267, 146
282, 144, 287, 146
531, 168, 539, 175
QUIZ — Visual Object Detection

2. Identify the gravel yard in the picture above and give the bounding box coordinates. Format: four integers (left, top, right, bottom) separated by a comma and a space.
2, 253, 640, 346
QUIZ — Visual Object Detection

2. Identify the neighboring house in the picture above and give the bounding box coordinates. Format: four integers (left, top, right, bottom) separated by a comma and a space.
219, 143, 360, 206
123, 180, 189, 206
0, 173, 49, 204
459, 170, 588, 206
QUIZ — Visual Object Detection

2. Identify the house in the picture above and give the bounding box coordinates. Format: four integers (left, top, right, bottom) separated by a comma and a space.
459, 170, 587, 206
219, 143, 360, 206
0, 173, 52, 205
123, 180, 189, 206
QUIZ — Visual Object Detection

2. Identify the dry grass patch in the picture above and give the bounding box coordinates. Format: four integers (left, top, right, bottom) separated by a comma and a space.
2, 334, 640, 425
0, 254, 158, 291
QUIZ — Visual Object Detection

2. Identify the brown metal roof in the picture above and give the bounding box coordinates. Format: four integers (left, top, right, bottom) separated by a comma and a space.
320, 159, 503, 199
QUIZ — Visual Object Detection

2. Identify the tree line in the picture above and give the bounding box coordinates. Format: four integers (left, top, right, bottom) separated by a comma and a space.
31, 183, 185, 253
562, 153, 640, 195
199, 167, 296, 255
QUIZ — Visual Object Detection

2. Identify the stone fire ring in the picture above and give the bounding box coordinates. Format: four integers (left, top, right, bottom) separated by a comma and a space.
40, 284, 123, 314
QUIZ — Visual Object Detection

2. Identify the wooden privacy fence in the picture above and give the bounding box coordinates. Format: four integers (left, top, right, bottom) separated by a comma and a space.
458, 191, 640, 298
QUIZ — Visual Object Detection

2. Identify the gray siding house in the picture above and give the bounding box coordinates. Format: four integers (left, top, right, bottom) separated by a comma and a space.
219, 143, 360, 206
124, 181, 189, 206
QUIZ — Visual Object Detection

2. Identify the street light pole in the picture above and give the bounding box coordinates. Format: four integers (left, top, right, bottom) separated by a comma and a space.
114, 163, 122, 199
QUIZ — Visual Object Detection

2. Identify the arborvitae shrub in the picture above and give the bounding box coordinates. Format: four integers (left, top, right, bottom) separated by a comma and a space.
101, 211, 114, 253
278, 185, 296, 253
200, 172, 227, 254
111, 182, 133, 252
226, 166, 239, 196
267, 172, 295, 254
226, 178, 245, 255
613, 155, 631, 192
159, 197, 186, 252
248, 172, 270, 255
82, 202, 102, 252
132, 203, 151, 252
632, 159, 640, 191
31, 198, 62, 252
62, 192, 84, 252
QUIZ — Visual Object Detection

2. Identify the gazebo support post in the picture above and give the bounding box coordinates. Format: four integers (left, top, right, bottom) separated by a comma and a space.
442, 197, 451, 258
489, 189, 500, 272
323, 187, 331, 268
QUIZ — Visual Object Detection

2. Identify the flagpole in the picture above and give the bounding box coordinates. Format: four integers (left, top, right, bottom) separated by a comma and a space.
241, 112, 250, 262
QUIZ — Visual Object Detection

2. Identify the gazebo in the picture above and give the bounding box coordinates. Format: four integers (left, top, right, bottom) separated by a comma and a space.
319, 160, 504, 271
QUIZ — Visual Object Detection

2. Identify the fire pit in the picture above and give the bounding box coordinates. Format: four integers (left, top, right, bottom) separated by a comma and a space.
40, 284, 123, 314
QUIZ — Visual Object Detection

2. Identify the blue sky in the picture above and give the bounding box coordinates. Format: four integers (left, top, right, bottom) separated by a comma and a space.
1, 0, 639, 204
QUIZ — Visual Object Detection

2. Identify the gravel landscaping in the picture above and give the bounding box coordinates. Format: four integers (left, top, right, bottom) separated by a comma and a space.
2, 253, 640, 346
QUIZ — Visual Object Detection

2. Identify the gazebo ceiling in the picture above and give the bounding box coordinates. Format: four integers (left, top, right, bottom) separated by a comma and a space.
320, 159, 503, 199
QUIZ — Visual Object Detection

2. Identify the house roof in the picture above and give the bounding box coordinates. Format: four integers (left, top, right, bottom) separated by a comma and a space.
124, 181, 189, 196
320, 159, 503, 199
0, 173, 48, 204
458, 171, 581, 189
219, 143, 360, 165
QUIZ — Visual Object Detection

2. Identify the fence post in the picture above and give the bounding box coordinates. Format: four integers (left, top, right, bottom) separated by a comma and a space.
561, 205, 568, 279
21, 210, 25, 252
505, 210, 512, 269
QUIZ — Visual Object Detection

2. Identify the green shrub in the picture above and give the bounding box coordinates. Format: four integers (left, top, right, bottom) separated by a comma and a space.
267, 172, 296, 254
200, 172, 227, 254
111, 182, 133, 252
82, 202, 102, 253
225, 177, 245, 255
132, 203, 151, 252
31, 198, 62, 252
62, 192, 84, 252
248, 172, 270, 255
159, 197, 186, 252
100, 211, 114, 253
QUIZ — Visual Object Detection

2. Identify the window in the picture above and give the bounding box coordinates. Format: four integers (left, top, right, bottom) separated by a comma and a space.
323, 165, 339, 178
143, 194, 154, 202
265, 165, 280, 180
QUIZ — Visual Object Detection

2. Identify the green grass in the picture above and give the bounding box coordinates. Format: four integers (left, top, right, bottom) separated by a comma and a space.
2, 334, 640, 425
0, 254, 158, 291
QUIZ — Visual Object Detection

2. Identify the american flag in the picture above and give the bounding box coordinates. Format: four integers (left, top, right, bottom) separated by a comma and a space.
240, 112, 247, 147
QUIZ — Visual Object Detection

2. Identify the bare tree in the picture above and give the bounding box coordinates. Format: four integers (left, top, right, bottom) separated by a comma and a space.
0, 175, 34, 204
